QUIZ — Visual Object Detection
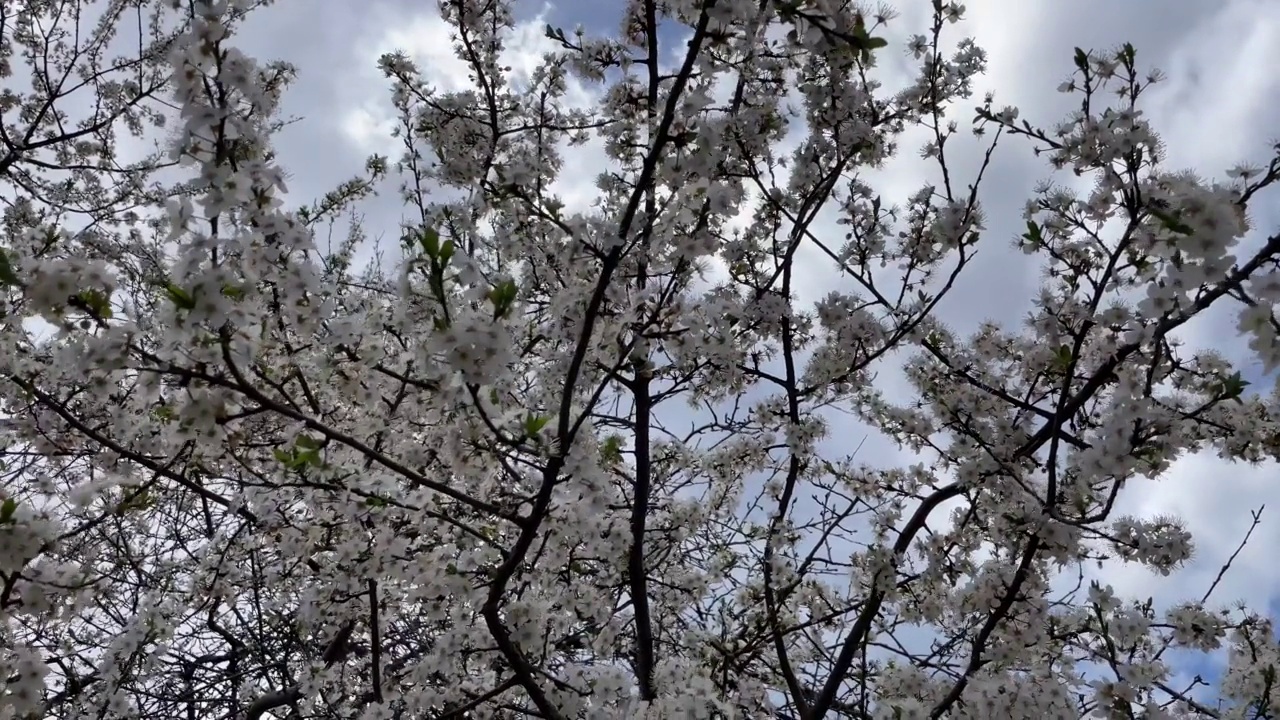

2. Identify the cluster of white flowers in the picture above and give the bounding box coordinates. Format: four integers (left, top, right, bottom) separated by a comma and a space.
1107, 605, 1152, 649
16, 251, 116, 324
1165, 603, 1227, 651
0, 643, 50, 718
1108, 515, 1195, 574
1, 0, 1279, 718
0, 498, 57, 576
955, 674, 1076, 719
1219, 620, 1280, 711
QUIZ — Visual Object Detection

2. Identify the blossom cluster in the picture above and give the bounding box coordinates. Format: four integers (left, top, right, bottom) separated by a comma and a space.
0, 0, 1277, 719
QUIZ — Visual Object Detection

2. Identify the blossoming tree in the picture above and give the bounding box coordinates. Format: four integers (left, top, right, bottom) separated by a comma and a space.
3, 0, 1280, 718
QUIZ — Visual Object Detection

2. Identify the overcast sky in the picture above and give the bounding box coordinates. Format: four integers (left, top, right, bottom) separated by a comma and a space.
211, 0, 1280, 704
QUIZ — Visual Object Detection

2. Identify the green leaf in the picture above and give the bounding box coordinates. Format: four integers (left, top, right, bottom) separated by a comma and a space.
419, 227, 440, 257
273, 444, 321, 471
1053, 344, 1073, 371
1023, 220, 1044, 248
294, 434, 322, 450
1218, 370, 1251, 403
1074, 47, 1089, 72
488, 279, 519, 319
116, 490, 155, 515
1071, 495, 1089, 516
0, 249, 19, 287
1149, 208, 1195, 236
524, 414, 549, 438
165, 283, 196, 311
365, 497, 388, 508
601, 434, 624, 466
77, 289, 112, 318
850, 31, 888, 63
0, 497, 16, 523
543, 23, 568, 44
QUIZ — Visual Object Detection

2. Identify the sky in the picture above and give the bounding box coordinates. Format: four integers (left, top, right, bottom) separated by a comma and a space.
103, 0, 1280, 709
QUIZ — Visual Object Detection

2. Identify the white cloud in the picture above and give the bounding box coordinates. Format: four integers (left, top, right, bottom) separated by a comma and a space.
1146, 0, 1280, 173
339, 104, 402, 160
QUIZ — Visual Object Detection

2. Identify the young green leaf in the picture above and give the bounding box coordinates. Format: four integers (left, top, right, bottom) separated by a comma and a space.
1054, 344, 1073, 371
0, 497, 17, 523
77, 289, 113, 318
1149, 208, 1195, 236
0, 249, 19, 287
1074, 47, 1089, 71
1023, 220, 1044, 248
524, 414, 549, 438
1218, 371, 1251, 403
419, 227, 440, 257
295, 434, 323, 450
165, 283, 196, 310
